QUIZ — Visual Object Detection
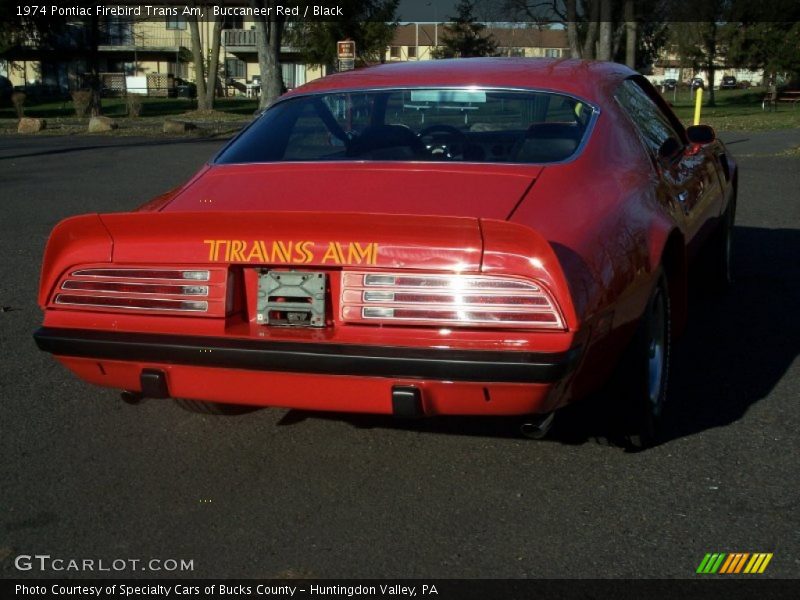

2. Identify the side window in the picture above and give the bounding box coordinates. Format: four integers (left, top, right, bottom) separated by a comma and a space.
615, 79, 682, 157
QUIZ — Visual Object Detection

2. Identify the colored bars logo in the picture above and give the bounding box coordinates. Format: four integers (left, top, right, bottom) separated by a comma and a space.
696, 553, 773, 574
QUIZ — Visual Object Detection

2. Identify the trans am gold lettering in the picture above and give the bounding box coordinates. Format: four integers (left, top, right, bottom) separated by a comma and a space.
202, 240, 378, 265
348, 241, 378, 265
296, 241, 314, 263
246, 241, 265, 262
204, 239, 218, 261
321, 242, 345, 264
230, 240, 245, 262
272, 240, 292, 263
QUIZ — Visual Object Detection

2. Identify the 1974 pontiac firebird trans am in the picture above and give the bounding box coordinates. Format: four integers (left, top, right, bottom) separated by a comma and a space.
34, 59, 737, 448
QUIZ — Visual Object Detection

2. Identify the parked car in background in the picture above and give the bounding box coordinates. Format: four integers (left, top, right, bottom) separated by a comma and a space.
662, 78, 677, 91
690, 77, 705, 90
34, 59, 738, 449
720, 76, 737, 90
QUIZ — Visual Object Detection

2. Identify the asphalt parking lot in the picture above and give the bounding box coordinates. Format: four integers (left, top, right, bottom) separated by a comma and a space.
0, 130, 798, 579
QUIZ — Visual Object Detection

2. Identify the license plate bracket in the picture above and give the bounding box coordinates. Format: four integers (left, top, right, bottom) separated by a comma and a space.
257, 270, 327, 327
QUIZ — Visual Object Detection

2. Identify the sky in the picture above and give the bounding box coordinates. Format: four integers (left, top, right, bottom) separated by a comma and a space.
396, 0, 460, 22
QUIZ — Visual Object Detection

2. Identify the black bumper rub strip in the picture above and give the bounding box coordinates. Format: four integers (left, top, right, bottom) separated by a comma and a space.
33, 327, 581, 384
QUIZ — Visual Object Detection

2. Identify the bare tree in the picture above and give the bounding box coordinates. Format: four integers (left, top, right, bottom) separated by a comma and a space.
187, 10, 206, 106
250, 0, 284, 109
204, 17, 223, 110
187, 2, 223, 111
598, 0, 613, 60
566, 0, 580, 58
582, 0, 600, 59
624, 0, 637, 67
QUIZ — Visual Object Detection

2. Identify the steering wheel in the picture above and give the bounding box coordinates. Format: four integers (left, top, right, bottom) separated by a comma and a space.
418, 124, 467, 158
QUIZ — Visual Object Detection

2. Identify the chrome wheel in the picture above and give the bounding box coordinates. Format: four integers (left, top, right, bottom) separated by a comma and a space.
615, 269, 671, 450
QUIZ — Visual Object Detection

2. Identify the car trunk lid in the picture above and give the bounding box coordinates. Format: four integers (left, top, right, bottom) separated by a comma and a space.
161, 162, 542, 220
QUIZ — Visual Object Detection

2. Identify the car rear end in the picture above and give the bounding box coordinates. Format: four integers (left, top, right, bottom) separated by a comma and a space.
34, 210, 583, 417
35, 76, 600, 418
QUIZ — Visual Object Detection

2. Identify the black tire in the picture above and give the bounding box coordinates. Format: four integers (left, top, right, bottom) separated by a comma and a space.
173, 398, 259, 415
704, 199, 735, 289
617, 269, 672, 450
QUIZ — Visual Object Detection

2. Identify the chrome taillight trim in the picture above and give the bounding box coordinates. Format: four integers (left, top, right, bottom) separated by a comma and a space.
341, 272, 566, 330
61, 280, 209, 296
54, 295, 209, 312
52, 267, 228, 315
70, 268, 210, 282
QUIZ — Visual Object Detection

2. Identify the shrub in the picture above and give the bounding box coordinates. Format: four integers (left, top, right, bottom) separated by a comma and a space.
11, 92, 25, 118
71, 90, 92, 117
125, 94, 143, 117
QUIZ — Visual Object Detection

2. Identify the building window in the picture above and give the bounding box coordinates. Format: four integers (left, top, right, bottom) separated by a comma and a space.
498, 47, 525, 58
544, 48, 562, 58
225, 58, 246, 79
166, 16, 186, 30
408, 46, 417, 59
390, 46, 401, 59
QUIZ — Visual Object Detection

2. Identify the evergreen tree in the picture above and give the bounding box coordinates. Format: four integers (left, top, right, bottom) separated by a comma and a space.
433, 0, 497, 58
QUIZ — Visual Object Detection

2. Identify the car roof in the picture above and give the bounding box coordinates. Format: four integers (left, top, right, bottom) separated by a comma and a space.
284, 58, 636, 106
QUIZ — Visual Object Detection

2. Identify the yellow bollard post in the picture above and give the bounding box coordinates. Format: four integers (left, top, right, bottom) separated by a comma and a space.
693, 87, 703, 125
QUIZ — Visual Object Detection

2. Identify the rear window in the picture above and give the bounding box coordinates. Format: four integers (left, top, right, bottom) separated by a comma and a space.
216, 88, 595, 165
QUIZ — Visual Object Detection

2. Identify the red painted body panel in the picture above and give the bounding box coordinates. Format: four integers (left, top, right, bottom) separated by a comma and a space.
162, 163, 543, 220
35, 58, 736, 418
58, 357, 556, 416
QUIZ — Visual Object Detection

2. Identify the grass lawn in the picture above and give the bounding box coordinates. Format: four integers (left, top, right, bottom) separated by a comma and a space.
667, 88, 800, 131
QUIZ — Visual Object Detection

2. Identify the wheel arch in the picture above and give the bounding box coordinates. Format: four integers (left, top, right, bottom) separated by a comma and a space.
659, 229, 688, 336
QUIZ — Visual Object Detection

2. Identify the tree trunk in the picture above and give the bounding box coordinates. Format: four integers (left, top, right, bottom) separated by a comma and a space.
88, 15, 102, 116
706, 22, 717, 107
205, 16, 223, 109
598, 0, 613, 61
625, 0, 637, 68
583, 0, 600, 60
251, 0, 284, 110
263, 20, 284, 105
188, 14, 206, 109
566, 0, 581, 58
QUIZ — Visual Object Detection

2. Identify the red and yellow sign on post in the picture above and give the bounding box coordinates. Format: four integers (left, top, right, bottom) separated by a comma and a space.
337, 40, 356, 59
338, 40, 356, 71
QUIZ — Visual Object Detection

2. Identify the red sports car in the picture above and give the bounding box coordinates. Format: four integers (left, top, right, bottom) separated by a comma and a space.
34, 59, 736, 447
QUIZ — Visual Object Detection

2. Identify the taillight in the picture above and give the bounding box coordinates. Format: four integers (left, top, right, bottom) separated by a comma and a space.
52, 267, 227, 316
341, 272, 565, 329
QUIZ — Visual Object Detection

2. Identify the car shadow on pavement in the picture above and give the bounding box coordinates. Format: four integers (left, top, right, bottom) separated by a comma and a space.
277, 226, 799, 449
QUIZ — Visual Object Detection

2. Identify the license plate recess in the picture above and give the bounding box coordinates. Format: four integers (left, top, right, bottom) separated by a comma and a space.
256, 270, 327, 327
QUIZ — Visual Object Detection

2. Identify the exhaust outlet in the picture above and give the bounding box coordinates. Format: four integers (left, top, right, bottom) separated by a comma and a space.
520, 412, 555, 440
121, 390, 143, 405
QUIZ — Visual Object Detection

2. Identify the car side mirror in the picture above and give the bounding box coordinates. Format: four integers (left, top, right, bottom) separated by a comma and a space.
657, 137, 683, 164
686, 124, 715, 145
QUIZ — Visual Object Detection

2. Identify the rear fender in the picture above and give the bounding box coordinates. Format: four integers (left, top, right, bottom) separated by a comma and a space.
480, 219, 579, 332
38, 214, 113, 308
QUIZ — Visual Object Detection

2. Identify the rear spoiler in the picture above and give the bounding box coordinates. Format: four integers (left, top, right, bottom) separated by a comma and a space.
39, 211, 577, 329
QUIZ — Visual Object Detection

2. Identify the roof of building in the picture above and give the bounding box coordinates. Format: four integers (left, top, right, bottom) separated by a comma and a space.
286, 58, 634, 106
391, 24, 569, 49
